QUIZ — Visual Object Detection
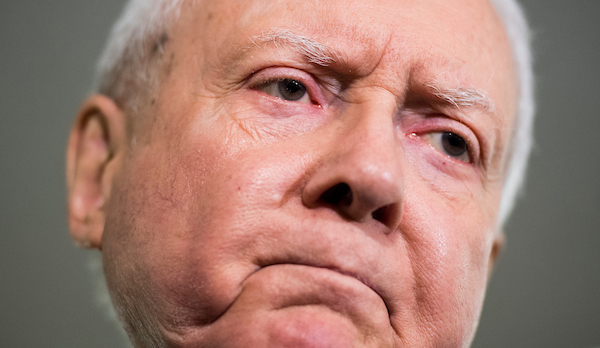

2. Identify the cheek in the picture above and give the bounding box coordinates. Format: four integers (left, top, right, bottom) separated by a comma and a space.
400, 183, 494, 344
101, 137, 227, 325
103, 131, 315, 332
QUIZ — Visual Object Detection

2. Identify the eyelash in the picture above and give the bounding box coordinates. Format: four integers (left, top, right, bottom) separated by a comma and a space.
248, 68, 325, 105
256, 78, 311, 102
426, 131, 474, 163
407, 119, 481, 166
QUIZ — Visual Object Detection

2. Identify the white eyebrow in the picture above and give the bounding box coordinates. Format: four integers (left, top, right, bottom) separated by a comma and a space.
244, 30, 495, 113
424, 81, 496, 112
247, 29, 338, 67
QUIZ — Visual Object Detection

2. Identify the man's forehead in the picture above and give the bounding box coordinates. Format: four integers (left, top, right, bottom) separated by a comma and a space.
192, 0, 503, 39
184, 0, 511, 98
188, 0, 511, 78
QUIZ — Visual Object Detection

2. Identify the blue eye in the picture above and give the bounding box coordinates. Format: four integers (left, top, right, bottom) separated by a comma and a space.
425, 131, 472, 163
258, 78, 311, 103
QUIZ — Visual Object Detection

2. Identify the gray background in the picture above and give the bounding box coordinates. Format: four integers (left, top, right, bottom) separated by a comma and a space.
1, 0, 598, 347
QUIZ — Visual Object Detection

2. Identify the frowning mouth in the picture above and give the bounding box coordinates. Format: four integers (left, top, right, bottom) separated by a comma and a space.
261, 262, 381, 297
173, 263, 397, 348
244, 262, 389, 316
160, 263, 396, 347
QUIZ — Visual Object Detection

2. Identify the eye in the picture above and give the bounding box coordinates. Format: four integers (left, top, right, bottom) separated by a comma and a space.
257, 78, 311, 103
424, 131, 472, 163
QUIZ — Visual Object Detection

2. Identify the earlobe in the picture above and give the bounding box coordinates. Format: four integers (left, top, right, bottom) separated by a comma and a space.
66, 95, 126, 249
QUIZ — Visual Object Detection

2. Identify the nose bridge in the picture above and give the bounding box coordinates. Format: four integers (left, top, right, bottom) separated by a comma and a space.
340, 101, 401, 176
338, 102, 405, 217
302, 98, 405, 231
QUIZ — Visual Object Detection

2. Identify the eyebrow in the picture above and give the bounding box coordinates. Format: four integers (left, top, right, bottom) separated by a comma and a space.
244, 29, 342, 67
240, 30, 496, 112
423, 80, 496, 112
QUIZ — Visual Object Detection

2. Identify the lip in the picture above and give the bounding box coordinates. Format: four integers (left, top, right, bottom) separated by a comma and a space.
243, 220, 399, 320
243, 261, 389, 316
173, 264, 395, 347
254, 261, 383, 301
239, 263, 390, 323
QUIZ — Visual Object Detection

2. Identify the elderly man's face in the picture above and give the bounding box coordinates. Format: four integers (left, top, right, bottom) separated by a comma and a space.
69, 0, 517, 346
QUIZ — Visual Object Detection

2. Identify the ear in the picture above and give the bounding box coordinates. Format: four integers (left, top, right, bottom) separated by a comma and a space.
66, 95, 126, 249
487, 230, 506, 278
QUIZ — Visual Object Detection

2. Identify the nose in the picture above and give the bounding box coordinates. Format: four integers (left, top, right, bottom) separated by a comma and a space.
302, 104, 404, 231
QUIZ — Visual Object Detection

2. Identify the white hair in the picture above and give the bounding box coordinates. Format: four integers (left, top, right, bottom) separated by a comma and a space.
95, 0, 185, 114
489, 0, 536, 227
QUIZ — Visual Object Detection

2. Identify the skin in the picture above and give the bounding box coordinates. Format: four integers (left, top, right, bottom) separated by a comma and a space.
67, 0, 516, 346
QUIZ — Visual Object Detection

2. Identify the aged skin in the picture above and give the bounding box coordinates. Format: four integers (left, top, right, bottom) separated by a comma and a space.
67, 0, 517, 346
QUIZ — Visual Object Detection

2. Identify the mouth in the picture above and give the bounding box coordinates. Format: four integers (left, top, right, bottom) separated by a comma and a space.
220, 263, 394, 346
254, 261, 384, 304
169, 262, 395, 347
159, 237, 402, 347
240, 262, 389, 318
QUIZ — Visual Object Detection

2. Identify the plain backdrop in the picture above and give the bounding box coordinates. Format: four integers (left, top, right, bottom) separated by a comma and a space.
1, 1, 599, 347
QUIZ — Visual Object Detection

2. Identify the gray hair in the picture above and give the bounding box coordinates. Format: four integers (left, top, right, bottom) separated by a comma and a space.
95, 0, 184, 114
95, 0, 534, 224
490, 0, 536, 226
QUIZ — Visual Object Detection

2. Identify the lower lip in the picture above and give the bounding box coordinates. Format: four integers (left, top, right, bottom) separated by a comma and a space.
241, 264, 382, 312
234, 264, 389, 341
189, 264, 395, 347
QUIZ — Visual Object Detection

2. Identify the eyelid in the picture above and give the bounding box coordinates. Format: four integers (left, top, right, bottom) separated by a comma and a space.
424, 131, 473, 163
248, 67, 328, 106
406, 116, 482, 166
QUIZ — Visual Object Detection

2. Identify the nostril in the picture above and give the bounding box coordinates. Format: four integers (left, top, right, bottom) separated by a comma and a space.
320, 183, 353, 207
372, 205, 389, 224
